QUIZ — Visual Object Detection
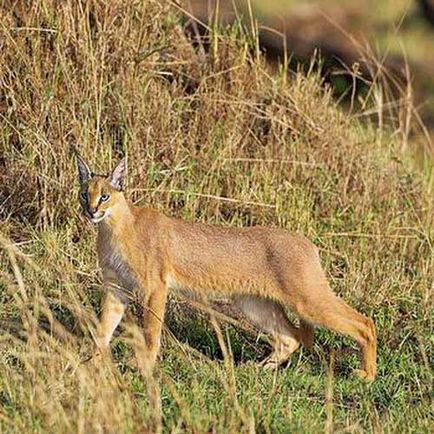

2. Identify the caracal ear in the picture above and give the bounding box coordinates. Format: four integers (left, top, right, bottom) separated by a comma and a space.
72, 146, 92, 185
110, 158, 126, 191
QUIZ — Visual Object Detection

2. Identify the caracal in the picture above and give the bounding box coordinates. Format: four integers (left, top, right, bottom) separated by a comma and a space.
74, 151, 377, 381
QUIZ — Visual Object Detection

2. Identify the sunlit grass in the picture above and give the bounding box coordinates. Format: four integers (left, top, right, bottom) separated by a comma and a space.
0, 1, 433, 432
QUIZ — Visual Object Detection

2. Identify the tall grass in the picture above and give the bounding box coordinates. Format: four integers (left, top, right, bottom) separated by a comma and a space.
0, 1, 433, 432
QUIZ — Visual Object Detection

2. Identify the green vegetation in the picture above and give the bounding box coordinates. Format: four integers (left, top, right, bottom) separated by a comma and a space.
0, 1, 433, 432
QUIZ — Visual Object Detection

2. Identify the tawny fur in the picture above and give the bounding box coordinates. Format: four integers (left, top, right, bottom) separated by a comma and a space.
75, 153, 377, 381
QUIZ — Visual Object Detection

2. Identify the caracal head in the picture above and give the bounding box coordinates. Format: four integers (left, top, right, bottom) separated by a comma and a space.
73, 149, 126, 224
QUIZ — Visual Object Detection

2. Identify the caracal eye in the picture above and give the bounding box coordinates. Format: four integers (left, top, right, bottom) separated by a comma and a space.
100, 193, 110, 202
80, 191, 88, 201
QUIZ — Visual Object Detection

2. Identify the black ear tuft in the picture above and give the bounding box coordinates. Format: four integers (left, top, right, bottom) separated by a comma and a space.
72, 146, 92, 185
110, 158, 126, 191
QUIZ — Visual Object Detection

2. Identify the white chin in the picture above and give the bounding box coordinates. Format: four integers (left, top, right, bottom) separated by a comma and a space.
91, 214, 106, 224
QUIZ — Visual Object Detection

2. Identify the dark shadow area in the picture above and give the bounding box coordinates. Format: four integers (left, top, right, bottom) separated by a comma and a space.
164, 298, 270, 364
182, 0, 434, 141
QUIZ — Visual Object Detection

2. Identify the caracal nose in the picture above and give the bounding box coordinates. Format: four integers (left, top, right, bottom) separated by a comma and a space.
88, 206, 97, 215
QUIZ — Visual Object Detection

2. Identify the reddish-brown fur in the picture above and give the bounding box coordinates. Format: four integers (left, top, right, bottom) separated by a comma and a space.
75, 152, 377, 381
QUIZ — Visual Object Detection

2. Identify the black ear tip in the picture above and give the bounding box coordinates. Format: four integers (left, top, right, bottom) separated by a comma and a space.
70, 144, 79, 156
116, 158, 126, 171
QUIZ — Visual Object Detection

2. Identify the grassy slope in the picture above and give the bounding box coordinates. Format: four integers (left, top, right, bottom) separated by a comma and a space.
0, 1, 433, 432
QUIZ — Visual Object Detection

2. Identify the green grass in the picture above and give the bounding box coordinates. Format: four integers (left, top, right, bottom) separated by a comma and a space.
0, 1, 433, 432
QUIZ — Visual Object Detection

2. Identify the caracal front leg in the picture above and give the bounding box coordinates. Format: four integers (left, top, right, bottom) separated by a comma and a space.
141, 278, 168, 371
94, 282, 127, 357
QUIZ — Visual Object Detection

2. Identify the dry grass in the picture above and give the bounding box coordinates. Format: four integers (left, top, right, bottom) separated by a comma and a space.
0, 1, 433, 432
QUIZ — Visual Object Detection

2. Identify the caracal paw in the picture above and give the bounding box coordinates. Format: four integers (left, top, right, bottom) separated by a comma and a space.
260, 357, 283, 370
354, 369, 375, 382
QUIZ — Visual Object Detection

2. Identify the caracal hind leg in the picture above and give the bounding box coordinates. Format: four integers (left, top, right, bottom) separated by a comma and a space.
140, 280, 169, 372
234, 295, 303, 368
299, 319, 315, 349
290, 288, 377, 381
95, 290, 126, 357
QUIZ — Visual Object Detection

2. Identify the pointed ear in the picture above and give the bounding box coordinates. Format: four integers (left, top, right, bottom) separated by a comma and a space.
72, 146, 92, 185
110, 158, 126, 191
